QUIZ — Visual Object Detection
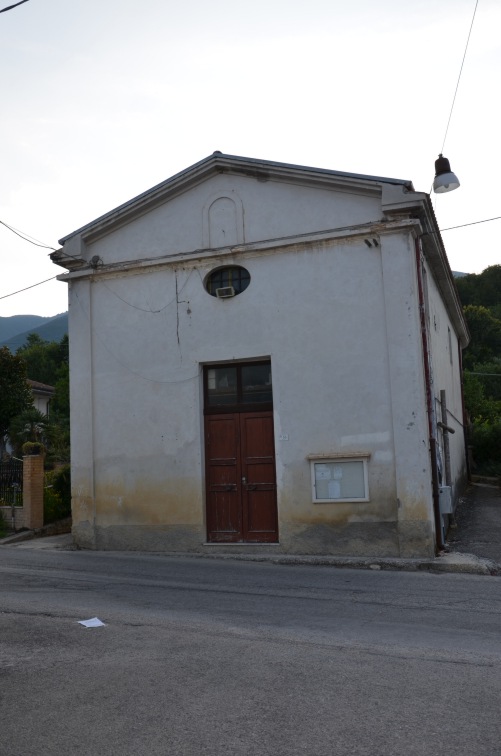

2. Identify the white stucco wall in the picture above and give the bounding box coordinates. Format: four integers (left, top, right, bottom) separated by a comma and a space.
55, 158, 474, 557
67, 186, 436, 556
32, 393, 51, 415
81, 173, 382, 265
422, 257, 468, 497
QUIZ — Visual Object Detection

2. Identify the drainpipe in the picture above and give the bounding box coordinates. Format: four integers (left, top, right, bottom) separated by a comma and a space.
415, 237, 444, 551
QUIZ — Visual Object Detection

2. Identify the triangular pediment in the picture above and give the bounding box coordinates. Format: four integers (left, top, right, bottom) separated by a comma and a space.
59, 153, 412, 247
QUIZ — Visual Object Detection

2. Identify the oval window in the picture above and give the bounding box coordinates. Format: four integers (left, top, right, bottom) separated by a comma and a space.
205, 266, 250, 298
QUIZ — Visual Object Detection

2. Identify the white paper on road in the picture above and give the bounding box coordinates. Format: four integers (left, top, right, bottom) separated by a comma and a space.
77, 617, 105, 628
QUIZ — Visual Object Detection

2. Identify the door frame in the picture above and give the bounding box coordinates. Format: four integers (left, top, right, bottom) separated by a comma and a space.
203, 361, 278, 543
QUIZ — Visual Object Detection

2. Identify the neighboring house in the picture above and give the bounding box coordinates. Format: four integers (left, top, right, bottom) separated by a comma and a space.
28, 379, 55, 416
51, 153, 469, 557
4, 380, 54, 456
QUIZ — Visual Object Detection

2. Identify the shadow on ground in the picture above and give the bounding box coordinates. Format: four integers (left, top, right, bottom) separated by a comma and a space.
448, 482, 501, 564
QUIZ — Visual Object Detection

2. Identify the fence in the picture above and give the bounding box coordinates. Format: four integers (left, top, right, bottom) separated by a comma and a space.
0, 457, 24, 530
0, 455, 68, 533
0, 458, 23, 505
1, 455, 46, 531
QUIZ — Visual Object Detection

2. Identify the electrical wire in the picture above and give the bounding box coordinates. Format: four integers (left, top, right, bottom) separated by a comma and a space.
0, 219, 87, 267
0, 276, 59, 301
464, 372, 501, 377
2, 206, 500, 304
0, 220, 57, 250
0, 0, 29, 12
2, 210, 501, 302
440, 215, 501, 232
441, 0, 479, 153
99, 267, 195, 313
73, 288, 200, 385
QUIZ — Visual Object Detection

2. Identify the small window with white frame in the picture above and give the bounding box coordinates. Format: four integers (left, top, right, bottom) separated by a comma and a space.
309, 454, 370, 503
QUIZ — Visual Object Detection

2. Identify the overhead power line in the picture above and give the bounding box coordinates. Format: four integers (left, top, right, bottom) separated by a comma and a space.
440, 215, 501, 232
441, 0, 479, 153
0, 0, 30, 12
0, 220, 57, 250
1, 209, 500, 303
465, 372, 501, 377
0, 276, 58, 301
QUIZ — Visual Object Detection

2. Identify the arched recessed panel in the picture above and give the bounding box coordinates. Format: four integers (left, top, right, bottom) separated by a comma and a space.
208, 197, 238, 247
202, 192, 244, 249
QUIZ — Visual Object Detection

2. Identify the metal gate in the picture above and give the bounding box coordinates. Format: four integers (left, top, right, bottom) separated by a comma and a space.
0, 458, 23, 505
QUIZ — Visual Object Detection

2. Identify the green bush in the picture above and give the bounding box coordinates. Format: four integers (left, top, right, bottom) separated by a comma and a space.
22, 441, 45, 456
464, 373, 501, 423
52, 464, 71, 506
471, 422, 501, 476
0, 510, 7, 538
44, 465, 71, 524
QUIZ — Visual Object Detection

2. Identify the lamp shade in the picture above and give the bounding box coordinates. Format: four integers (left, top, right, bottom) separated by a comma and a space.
433, 154, 460, 194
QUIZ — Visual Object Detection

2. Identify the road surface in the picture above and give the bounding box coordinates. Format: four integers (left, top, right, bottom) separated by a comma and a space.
1, 547, 500, 755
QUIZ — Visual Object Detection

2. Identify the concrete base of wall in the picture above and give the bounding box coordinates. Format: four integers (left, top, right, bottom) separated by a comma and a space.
0, 506, 26, 530
397, 521, 435, 558
72, 518, 436, 558
279, 521, 401, 557
73, 521, 206, 552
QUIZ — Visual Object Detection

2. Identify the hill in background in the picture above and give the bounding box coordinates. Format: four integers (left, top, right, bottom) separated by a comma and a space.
0, 312, 68, 351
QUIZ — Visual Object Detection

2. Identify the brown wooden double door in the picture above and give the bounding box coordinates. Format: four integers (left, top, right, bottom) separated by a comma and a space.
205, 411, 278, 543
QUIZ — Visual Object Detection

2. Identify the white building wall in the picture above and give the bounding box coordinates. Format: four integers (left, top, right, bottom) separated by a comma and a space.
32, 394, 51, 415
83, 174, 381, 265
57, 160, 473, 557
69, 224, 435, 556
379, 233, 435, 556
422, 257, 468, 499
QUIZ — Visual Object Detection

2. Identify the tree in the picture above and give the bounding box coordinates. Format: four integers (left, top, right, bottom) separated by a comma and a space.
465, 360, 501, 403
455, 265, 501, 309
456, 268, 501, 474
16, 333, 69, 387
1, 334, 70, 465
52, 361, 70, 417
0, 346, 33, 449
12, 334, 70, 465
463, 372, 501, 424
461, 305, 501, 370
7, 407, 50, 456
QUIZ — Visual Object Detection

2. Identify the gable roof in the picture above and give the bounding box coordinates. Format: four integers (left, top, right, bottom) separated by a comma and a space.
28, 379, 55, 397
58, 152, 414, 246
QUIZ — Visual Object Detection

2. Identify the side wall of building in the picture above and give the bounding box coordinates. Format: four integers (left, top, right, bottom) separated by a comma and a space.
422, 256, 468, 503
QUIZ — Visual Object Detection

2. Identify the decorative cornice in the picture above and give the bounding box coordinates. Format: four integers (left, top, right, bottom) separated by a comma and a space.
58, 153, 413, 248
55, 218, 421, 283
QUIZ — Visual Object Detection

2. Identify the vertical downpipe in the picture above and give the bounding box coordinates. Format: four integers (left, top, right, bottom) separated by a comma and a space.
90, 279, 97, 546
415, 238, 444, 551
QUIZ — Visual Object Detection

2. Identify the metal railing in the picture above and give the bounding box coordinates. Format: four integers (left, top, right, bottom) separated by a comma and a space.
0, 458, 23, 505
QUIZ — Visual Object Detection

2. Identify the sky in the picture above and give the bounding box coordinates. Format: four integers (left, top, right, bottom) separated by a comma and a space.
0, 0, 500, 318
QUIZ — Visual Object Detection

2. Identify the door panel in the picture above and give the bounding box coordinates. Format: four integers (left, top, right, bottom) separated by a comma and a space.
205, 411, 278, 543
246, 490, 278, 536
205, 415, 241, 541
241, 413, 278, 541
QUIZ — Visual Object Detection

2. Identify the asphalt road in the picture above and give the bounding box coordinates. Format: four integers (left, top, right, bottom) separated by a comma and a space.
1, 548, 500, 756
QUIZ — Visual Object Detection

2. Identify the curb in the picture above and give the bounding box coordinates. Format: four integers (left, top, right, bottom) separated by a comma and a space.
0, 518, 72, 546
1, 533, 499, 576
0, 530, 36, 545
169, 550, 501, 576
